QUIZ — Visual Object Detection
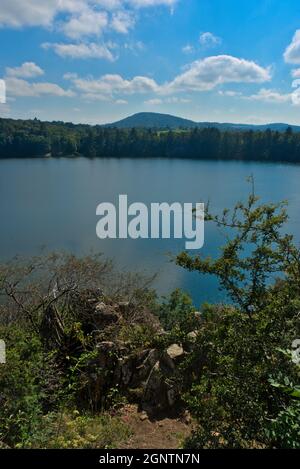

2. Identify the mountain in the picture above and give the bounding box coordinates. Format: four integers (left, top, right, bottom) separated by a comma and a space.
105, 112, 300, 132
104, 112, 198, 129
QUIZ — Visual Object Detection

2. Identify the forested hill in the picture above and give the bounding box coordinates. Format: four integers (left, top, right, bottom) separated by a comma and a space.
106, 112, 300, 132
1, 117, 300, 163
104, 112, 198, 129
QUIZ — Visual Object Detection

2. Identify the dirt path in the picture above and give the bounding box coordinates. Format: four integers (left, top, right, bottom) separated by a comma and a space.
119, 405, 192, 449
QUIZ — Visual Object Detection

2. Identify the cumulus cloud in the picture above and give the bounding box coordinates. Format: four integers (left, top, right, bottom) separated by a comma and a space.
111, 11, 135, 33
242, 87, 300, 106
145, 96, 190, 104
5, 77, 75, 98
144, 98, 163, 104
6, 62, 44, 78
42, 42, 116, 61
65, 54, 270, 101
164, 55, 271, 93
0, 0, 61, 27
182, 44, 194, 54
124, 41, 145, 52
245, 88, 291, 104
199, 32, 221, 48
0, 0, 177, 29
61, 10, 108, 39
128, 0, 177, 7
218, 90, 242, 97
284, 30, 300, 64
291, 68, 300, 78
68, 73, 159, 96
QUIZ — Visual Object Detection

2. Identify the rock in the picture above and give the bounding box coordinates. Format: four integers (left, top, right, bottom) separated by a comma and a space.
140, 411, 148, 421
187, 331, 197, 341
194, 311, 202, 322
118, 301, 131, 315
184, 331, 198, 352
95, 302, 106, 312
167, 388, 177, 407
120, 357, 134, 386
166, 344, 184, 360
181, 410, 192, 425
94, 302, 121, 327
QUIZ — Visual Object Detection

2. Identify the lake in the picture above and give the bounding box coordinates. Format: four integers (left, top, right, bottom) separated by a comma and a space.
1, 157, 300, 307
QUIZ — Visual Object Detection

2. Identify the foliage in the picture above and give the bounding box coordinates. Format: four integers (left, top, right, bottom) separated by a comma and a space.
0, 326, 64, 447
23, 411, 131, 449
177, 190, 300, 448
0, 254, 156, 448
266, 355, 300, 448
1, 118, 300, 163
158, 289, 196, 333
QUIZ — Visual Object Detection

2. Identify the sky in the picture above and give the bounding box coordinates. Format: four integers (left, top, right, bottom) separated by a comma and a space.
1, 0, 300, 125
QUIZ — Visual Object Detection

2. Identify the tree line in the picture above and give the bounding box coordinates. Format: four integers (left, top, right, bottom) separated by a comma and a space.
1, 117, 300, 163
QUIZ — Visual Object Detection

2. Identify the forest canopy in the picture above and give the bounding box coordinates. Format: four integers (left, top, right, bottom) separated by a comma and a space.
1, 117, 300, 163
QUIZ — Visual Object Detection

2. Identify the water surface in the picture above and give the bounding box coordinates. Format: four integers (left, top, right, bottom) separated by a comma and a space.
1, 157, 300, 306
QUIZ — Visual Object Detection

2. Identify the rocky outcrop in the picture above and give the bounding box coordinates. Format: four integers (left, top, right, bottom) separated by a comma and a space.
43, 289, 195, 414
81, 340, 188, 413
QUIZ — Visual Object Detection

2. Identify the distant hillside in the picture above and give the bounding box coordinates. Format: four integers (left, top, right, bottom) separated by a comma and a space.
105, 112, 300, 132
104, 112, 198, 129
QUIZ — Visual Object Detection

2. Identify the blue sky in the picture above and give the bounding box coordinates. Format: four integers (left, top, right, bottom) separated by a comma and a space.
1, 0, 300, 124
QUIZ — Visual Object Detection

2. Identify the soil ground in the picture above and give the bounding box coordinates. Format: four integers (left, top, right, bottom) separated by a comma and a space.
118, 405, 192, 449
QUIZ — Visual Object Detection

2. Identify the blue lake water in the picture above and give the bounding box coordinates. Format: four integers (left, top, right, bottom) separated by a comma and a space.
1, 157, 300, 307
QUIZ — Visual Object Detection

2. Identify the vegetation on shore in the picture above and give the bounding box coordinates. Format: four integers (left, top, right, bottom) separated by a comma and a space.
0, 191, 299, 449
1, 117, 300, 163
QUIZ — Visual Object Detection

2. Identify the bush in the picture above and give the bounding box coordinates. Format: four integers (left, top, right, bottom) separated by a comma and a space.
158, 289, 197, 333
24, 411, 131, 449
177, 190, 300, 448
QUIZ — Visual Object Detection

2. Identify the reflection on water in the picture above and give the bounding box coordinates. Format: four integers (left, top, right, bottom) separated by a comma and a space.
1, 157, 300, 306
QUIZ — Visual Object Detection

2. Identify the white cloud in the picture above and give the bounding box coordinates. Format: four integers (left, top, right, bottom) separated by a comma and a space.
69, 73, 159, 96
0, 0, 88, 27
124, 41, 145, 52
94, 0, 122, 9
63, 72, 78, 80
144, 98, 163, 104
92, 0, 178, 8
164, 55, 271, 93
218, 90, 242, 97
291, 68, 300, 78
5, 77, 75, 98
6, 62, 44, 78
111, 11, 135, 33
42, 42, 116, 61
291, 86, 300, 105
182, 44, 194, 54
61, 10, 108, 39
0, 0, 61, 27
0, 80, 6, 104
0, 0, 177, 29
284, 30, 300, 64
245, 88, 291, 104
199, 32, 221, 48
115, 99, 128, 104
145, 97, 190, 105
128, 0, 177, 7
165, 96, 191, 103
65, 55, 271, 100
0, 104, 10, 116
81, 93, 111, 101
